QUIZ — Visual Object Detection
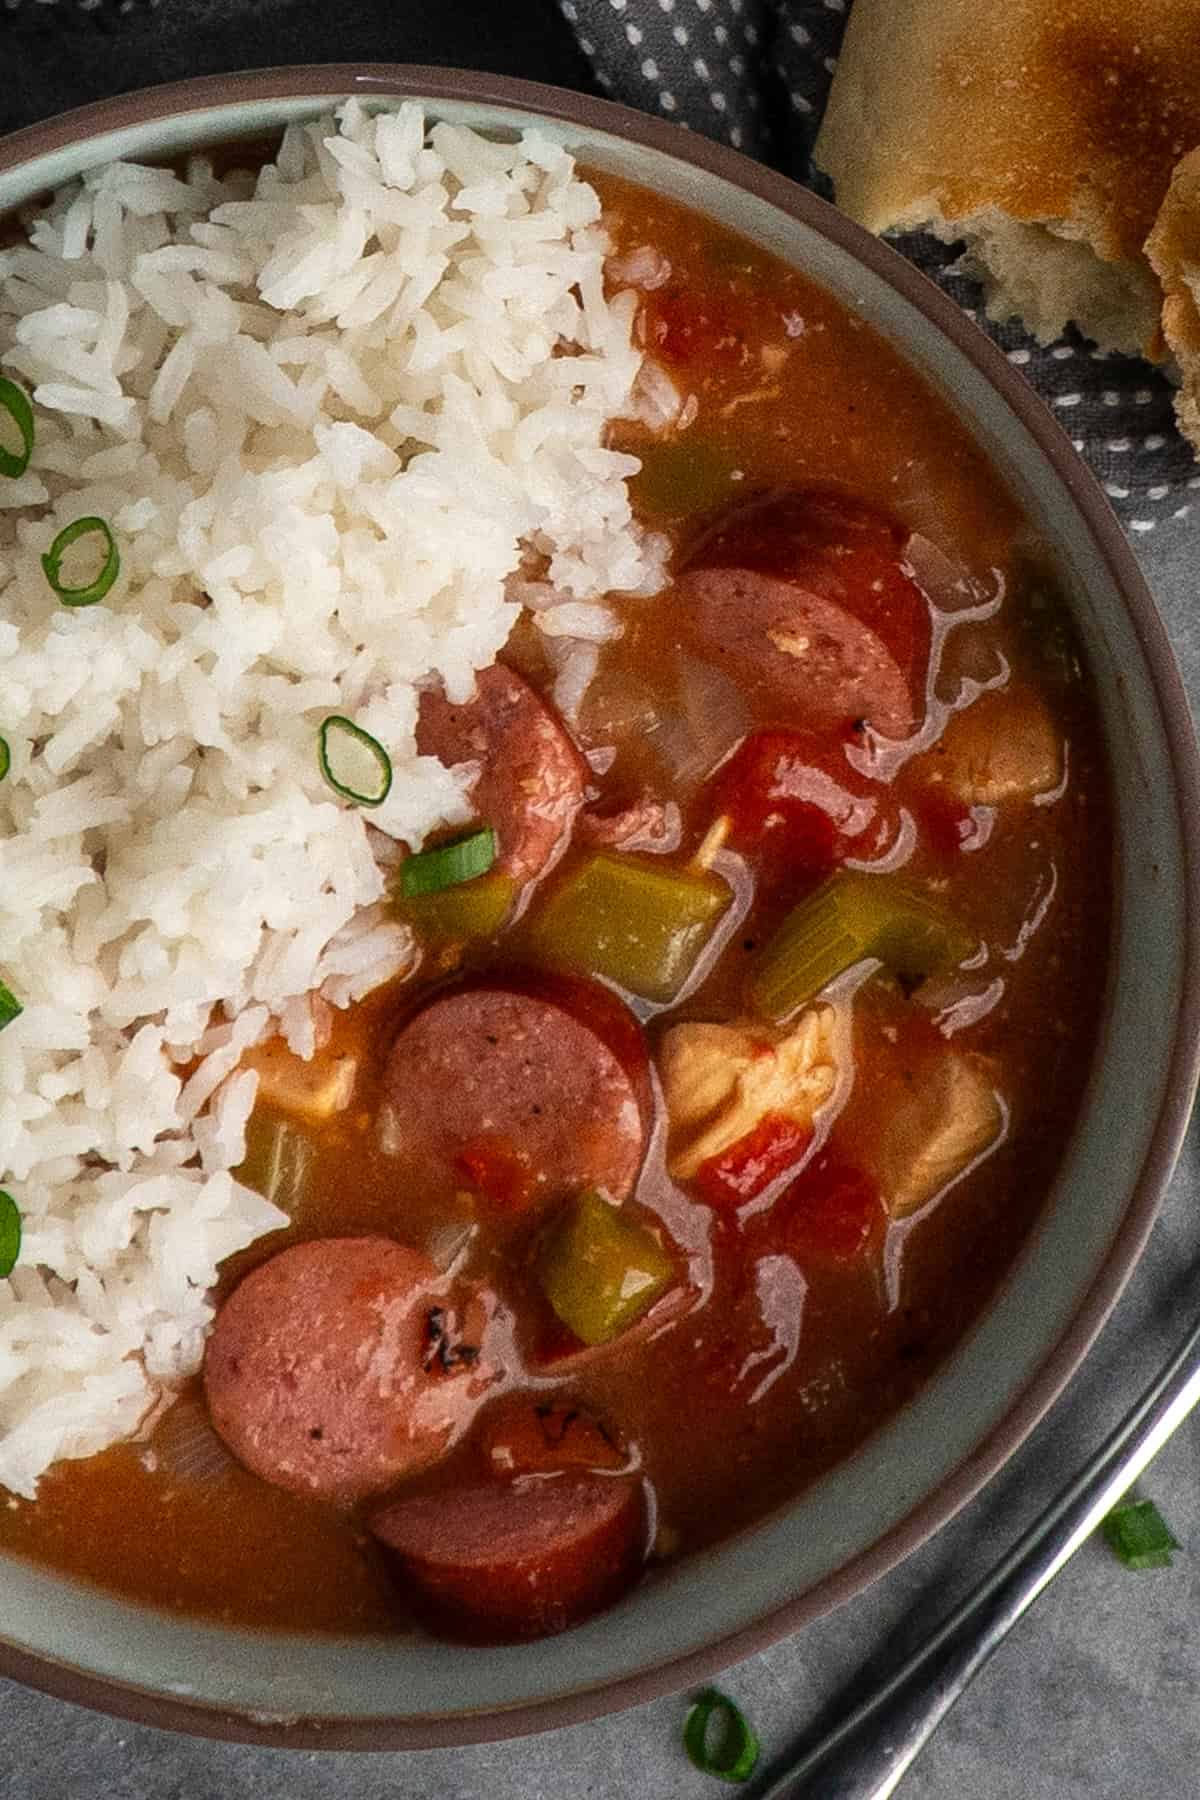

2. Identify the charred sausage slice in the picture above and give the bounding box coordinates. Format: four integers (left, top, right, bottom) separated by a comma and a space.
675, 565, 917, 738
371, 1473, 645, 1640
203, 1237, 493, 1502
417, 664, 586, 883
380, 979, 650, 1208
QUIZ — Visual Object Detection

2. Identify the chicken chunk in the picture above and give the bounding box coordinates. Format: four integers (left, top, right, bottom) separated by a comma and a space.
876, 1051, 1004, 1218
928, 686, 1061, 806
660, 1008, 838, 1182
241, 1036, 358, 1124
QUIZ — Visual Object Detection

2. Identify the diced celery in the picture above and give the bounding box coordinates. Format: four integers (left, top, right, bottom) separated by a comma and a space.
529, 852, 730, 1004
750, 872, 975, 1022
236, 1112, 315, 1215
396, 869, 516, 942
538, 1191, 674, 1346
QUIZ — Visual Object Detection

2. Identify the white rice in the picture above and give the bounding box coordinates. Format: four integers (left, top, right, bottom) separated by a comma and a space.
0, 100, 663, 1498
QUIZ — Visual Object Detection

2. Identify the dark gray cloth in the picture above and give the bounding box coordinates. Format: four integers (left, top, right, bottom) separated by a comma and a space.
0, 0, 592, 136
560, 0, 1197, 536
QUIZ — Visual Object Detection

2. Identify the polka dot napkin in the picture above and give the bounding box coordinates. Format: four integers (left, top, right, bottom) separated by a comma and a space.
560, 0, 1199, 534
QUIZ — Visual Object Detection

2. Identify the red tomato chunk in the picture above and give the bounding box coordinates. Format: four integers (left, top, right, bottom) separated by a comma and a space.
693, 1112, 814, 1209
775, 1155, 885, 1264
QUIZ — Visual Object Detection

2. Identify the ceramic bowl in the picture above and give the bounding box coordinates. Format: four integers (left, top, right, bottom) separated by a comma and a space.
1, 65, 1198, 1750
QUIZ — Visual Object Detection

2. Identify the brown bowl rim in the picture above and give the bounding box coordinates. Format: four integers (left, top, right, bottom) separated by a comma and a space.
1, 61, 1199, 1754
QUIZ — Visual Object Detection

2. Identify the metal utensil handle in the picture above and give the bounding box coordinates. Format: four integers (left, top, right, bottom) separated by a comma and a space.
759, 1310, 1200, 1800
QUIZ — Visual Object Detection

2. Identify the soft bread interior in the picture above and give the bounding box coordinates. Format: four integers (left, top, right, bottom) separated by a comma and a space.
890, 202, 1162, 359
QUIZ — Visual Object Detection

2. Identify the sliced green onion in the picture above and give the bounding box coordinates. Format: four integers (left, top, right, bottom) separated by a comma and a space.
42, 516, 120, 608
0, 378, 35, 480
0, 1191, 21, 1279
750, 871, 975, 1023
683, 1690, 760, 1784
318, 715, 393, 808
0, 737, 9, 783
1103, 1496, 1179, 1570
399, 826, 497, 897
0, 979, 22, 1032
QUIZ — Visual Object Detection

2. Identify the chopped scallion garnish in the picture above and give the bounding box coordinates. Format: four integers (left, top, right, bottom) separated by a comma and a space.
0, 737, 9, 783
318, 715, 393, 808
0, 378, 34, 479
42, 516, 120, 607
0, 1191, 20, 1279
1103, 1496, 1179, 1570
0, 980, 21, 1031
683, 1690, 760, 1784
400, 826, 498, 897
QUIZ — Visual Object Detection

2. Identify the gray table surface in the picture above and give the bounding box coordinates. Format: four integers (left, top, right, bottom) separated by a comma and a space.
4, 525, 1200, 1800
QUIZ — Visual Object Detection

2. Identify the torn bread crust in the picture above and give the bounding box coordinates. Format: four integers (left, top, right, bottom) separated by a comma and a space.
1147, 146, 1200, 451
814, 0, 1200, 359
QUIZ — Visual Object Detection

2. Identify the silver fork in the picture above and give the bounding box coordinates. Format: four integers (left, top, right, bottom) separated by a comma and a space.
755, 1307, 1200, 1799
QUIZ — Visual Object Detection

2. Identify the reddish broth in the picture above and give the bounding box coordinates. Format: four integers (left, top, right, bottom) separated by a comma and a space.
0, 173, 1112, 1636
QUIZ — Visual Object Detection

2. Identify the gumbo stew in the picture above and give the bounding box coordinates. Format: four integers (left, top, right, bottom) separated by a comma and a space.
1, 173, 1112, 1643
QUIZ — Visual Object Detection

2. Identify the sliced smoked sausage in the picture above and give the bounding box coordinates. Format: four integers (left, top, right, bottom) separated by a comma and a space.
417, 664, 586, 883
679, 488, 931, 737
203, 1237, 493, 1502
371, 1472, 645, 1639
675, 565, 916, 738
379, 978, 649, 1208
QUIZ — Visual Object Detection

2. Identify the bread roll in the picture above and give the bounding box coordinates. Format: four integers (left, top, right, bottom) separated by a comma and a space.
814, 0, 1200, 357
1147, 149, 1200, 445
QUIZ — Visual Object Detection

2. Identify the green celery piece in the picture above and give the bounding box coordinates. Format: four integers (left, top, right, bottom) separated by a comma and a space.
397, 869, 515, 942
751, 871, 975, 1022
236, 1113, 315, 1215
539, 1190, 674, 1346
529, 852, 731, 1004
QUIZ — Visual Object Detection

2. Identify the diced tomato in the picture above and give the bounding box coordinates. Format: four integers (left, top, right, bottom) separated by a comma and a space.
916, 790, 974, 861
455, 1134, 535, 1211
715, 728, 897, 891
686, 488, 931, 688
480, 1402, 627, 1477
775, 1154, 883, 1263
532, 1319, 589, 1366
693, 1112, 813, 1209
639, 289, 746, 367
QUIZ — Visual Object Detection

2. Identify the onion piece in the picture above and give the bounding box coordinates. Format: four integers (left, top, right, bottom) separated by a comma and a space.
649, 655, 752, 788
903, 533, 992, 615
153, 1395, 235, 1484
606, 244, 672, 290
